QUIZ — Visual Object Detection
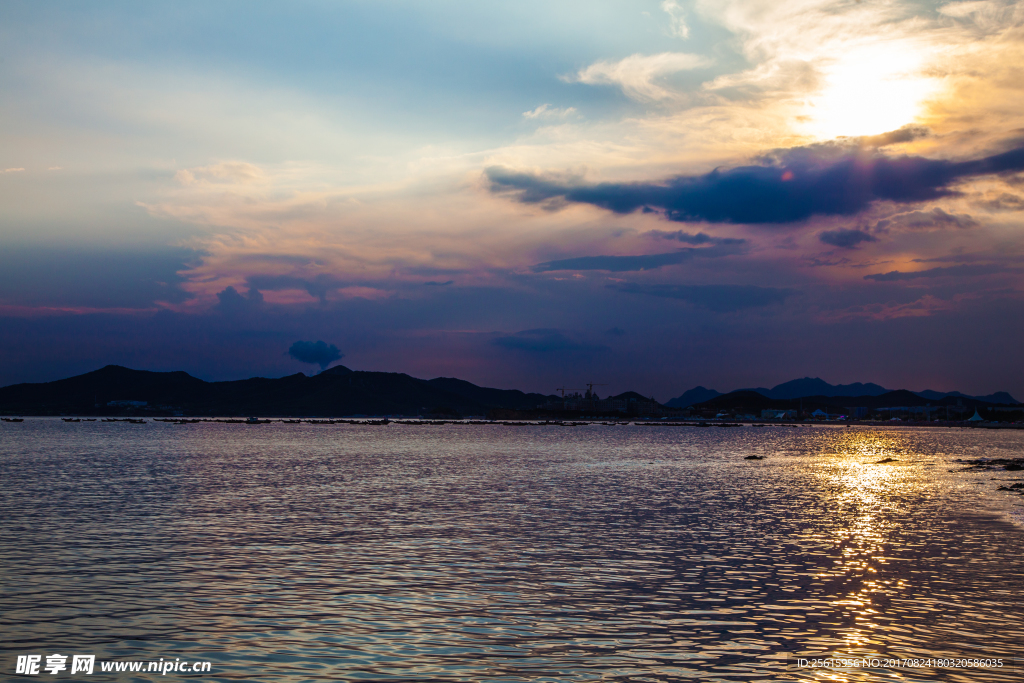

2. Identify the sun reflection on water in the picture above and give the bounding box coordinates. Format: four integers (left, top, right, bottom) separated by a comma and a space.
2, 422, 1022, 682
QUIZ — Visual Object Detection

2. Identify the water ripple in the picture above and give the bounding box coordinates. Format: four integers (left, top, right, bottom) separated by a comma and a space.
1, 421, 1022, 681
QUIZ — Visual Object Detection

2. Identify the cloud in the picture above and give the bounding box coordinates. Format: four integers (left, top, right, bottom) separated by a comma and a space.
492, 329, 605, 353
646, 229, 746, 245
912, 250, 1001, 264
4, 168, 25, 173
246, 274, 346, 304
822, 294, 966, 322
938, 1, 996, 18
175, 162, 264, 186
874, 207, 979, 232
569, 52, 712, 101
487, 144, 1024, 224
818, 229, 879, 249
0, 246, 198, 309
424, 280, 453, 286
611, 283, 794, 312
522, 104, 578, 119
975, 192, 1024, 212
288, 340, 343, 370
216, 286, 263, 313
533, 242, 744, 272
661, 0, 690, 39
858, 126, 932, 148
806, 255, 853, 267
864, 264, 1023, 281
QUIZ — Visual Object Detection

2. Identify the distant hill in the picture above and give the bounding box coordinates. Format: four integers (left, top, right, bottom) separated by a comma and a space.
607, 391, 657, 402
423, 376, 556, 411
3, 366, 1017, 417
0, 365, 559, 417
665, 386, 722, 408
751, 377, 889, 399
914, 389, 1019, 405
691, 388, 1013, 413
670, 377, 1018, 406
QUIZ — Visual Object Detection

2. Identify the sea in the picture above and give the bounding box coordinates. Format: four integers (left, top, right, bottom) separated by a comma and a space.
1, 419, 1022, 682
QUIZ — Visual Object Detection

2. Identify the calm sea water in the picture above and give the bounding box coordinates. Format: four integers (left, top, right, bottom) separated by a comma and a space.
1, 420, 1022, 682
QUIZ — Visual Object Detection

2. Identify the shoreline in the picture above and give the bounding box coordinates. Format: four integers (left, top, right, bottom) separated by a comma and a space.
3, 416, 1021, 429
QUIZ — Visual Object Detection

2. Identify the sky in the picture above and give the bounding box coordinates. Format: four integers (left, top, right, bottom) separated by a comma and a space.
2, 0, 1023, 401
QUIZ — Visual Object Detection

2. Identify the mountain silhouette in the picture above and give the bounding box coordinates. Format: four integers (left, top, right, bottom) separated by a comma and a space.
664, 386, 722, 408
669, 377, 1017, 406
0, 365, 558, 417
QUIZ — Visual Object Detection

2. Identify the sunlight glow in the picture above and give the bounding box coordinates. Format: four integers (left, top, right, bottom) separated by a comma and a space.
801, 45, 940, 139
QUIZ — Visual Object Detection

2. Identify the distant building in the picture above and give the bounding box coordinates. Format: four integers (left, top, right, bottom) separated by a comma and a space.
761, 409, 797, 420
876, 406, 939, 420
845, 407, 869, 419
542, 390, 665, 415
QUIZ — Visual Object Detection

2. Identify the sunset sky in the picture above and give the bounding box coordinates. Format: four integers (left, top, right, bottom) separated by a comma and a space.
2, 0, 1023, 400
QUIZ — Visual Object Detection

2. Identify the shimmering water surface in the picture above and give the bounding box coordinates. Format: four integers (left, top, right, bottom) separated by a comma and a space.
2, 421, 1023, 682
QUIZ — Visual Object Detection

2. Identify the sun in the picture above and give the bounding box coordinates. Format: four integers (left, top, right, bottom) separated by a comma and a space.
800, 43, 940, 139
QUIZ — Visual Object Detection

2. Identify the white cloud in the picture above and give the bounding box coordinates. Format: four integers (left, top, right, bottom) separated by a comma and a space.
939, 1, 998, 18
4, 168, 26, 173
937, 1, 1021, 31
522, 103, 578, 119
570, 52, 712, 102
661, 0, 690, 39
175, 161, 265, 186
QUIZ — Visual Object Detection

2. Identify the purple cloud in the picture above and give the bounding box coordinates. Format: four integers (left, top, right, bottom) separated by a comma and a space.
818, 229, 879, 249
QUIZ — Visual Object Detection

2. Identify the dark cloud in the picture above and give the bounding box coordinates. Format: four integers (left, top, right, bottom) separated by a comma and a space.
646, 229, 746, 245
806, 255, 853, 267
424, 280, 454, 286
533, 242, 744, 272
492, 329, 606, 353
2, 281, 1023, 403
864, 264, 1024, 282
247, 274, 346, 304
858, 125, 931, 147
487, 143, 1024, 224
874, 207, 978, 232
648, 229, 713, 244
611, 283, 795, 312
606, 327, 626, 336
288, 340, 343, 369
216, 286, 264, 314
913, 250, 1022, 264
0, 247, 199, 308
818, 228, 879, 249
535, 250, 692, 272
